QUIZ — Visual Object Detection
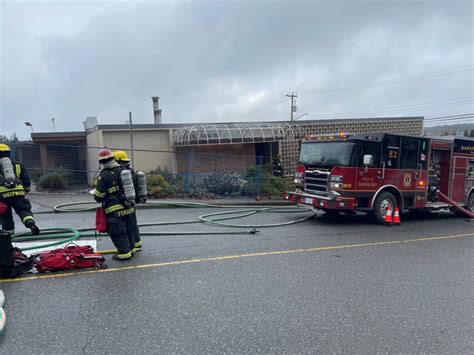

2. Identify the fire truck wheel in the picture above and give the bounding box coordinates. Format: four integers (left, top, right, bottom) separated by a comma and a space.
467, 193, 474, 213
371, 191, 397, 224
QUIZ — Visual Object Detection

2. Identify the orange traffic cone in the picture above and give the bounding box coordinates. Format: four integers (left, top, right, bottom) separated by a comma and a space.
393, 207, 401, 226
385, 206, 393, 226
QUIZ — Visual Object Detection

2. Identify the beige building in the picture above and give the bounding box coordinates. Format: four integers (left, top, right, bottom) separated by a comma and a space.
31, 116, 424, 186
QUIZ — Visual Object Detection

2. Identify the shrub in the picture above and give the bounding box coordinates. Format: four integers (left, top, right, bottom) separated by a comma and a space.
246, 165, 291, 197
203, 172, 248, 196
37, 172, 67, 191
146, 174, 169, 197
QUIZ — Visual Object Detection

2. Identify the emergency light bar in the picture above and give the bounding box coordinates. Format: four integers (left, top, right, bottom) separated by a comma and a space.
306, 132, 351, 140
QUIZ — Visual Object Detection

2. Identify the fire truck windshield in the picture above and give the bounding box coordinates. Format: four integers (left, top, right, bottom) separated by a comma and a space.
299, 142, 356, 167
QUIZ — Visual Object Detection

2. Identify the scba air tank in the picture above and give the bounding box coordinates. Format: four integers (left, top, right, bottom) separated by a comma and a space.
120, 169, 136, 202
1, 157, 17, 186
136, 171, 147, 200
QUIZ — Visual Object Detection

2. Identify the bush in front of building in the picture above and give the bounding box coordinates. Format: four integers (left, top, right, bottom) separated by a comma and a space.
203, 172, 249, 197
37, 171, 67, 191
146, 174, 170, 197
246, 165, 292, 197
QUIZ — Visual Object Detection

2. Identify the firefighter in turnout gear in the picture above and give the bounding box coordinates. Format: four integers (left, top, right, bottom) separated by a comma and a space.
94, 149, 136, 260
0, 144, 40, 235
114, 150, 142, 252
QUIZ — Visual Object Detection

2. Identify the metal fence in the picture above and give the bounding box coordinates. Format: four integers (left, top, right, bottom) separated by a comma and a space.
6, 141, 289, 198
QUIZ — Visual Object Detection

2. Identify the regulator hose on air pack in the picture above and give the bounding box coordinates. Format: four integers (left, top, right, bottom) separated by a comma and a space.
13, 202, 317, 252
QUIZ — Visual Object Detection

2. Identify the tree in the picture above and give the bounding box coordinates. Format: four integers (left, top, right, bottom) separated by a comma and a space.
470, 129, 474, 138
464, 129, 469, 137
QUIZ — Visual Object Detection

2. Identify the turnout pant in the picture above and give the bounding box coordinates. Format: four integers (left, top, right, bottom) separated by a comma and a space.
0, 196, 35, 234
107, 212, 136, 255
130, 212, 141, 246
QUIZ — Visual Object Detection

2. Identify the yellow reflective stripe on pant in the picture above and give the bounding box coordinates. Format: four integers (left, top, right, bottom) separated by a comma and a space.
22, 215, 34, 223
105, 204, 125, 214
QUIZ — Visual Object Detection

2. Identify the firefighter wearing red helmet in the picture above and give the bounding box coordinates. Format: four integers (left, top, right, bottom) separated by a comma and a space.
93, 148, 135, 260
0, 143, 40, 235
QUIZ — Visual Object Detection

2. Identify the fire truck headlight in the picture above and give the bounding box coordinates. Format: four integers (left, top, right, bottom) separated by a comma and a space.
294, 172, 304, 184
330, 175, 343, 182
330, 182, 343, 189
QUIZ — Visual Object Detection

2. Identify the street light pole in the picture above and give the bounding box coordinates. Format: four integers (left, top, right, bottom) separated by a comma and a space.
52, 118, 56, 132
24, 122, 33, 133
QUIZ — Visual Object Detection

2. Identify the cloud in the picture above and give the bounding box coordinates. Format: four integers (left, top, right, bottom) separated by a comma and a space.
1, 0, 472, 139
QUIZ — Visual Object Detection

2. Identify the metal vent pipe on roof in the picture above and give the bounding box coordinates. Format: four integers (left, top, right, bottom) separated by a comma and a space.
151, 96, 162, 124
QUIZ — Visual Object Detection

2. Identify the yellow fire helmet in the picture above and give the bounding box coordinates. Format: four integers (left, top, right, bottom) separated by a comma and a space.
0, 144, 11, 152
114, 150, 130, 162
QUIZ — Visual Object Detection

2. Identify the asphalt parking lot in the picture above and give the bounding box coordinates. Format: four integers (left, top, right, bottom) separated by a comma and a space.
1, 198, 473, 354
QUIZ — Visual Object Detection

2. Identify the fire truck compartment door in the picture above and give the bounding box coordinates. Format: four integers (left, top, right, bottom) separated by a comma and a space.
450, 156, 467, 202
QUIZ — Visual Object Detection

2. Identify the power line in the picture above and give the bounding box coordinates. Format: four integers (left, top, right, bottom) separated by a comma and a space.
305, 97, 473, 119
234, 64, 473, 119
299, 65, 473, 95
425, 113, 474, 120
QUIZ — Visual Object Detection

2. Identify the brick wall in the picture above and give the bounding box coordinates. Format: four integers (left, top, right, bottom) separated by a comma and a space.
176, 144, 256, 174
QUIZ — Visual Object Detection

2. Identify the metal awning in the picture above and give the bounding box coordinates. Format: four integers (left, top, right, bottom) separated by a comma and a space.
172, 123, 306, 146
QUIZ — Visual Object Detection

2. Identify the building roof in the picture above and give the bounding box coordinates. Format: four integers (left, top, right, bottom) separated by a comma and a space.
31, 116, 424, 145
93, 116, 423, 131
31, 131, 87, 143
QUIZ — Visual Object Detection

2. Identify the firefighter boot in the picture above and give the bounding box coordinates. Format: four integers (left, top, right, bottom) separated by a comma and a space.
132, 241, 142, 253
24, 220, 40, 235
112, 251, 132, 261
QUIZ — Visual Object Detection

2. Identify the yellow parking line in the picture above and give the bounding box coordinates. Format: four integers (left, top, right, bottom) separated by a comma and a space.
1, 232, 473, 283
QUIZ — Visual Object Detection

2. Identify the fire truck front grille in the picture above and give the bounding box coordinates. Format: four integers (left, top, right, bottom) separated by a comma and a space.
305, 171, 329, 194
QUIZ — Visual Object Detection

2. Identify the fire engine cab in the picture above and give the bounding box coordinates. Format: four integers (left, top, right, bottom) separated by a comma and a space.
285, 132, 474, 224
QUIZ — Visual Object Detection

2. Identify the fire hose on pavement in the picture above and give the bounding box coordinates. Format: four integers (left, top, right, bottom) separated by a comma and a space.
436, 190, 474, 219
11, 203, 318, 252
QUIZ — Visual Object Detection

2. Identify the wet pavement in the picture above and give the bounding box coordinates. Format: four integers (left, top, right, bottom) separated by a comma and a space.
1, 195, 473, 353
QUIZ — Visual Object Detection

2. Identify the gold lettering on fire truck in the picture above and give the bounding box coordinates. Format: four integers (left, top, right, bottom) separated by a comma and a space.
358, 176, 377, 188
402, 173, 412, 188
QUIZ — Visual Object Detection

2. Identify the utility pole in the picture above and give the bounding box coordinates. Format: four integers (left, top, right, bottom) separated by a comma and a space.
286, 92, 297, 122
129, 111, 134, 169
52, 118, 56, 132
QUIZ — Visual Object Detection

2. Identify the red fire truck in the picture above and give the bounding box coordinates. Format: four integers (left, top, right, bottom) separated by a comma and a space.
285, 133, 474, 224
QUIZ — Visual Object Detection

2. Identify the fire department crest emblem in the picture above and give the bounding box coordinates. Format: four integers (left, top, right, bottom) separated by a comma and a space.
402, 173, 412, 187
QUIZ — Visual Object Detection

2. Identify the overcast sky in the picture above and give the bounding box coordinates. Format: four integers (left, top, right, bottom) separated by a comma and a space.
1, 0, 473, 139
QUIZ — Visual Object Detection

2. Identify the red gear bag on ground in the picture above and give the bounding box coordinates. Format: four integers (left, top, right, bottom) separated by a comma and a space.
34, 244, 106, 273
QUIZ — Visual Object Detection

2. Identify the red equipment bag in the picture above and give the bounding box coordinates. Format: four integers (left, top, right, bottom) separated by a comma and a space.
95, 207, 108, 233
34, 244, 106, 273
